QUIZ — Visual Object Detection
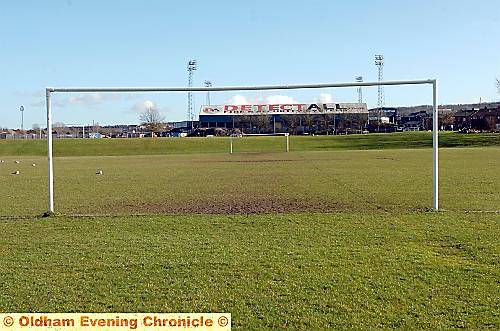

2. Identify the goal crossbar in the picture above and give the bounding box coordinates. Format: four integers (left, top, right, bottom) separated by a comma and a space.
230, 133, 290, 154
45, 79, 439, 213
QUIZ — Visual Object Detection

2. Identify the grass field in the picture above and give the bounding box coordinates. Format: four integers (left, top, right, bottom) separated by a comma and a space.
0, 132, 499, 157
0, 133, 499, 329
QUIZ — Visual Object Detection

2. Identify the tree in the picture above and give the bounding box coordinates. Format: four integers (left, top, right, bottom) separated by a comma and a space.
496, 78, 500, 94
440, 113, 454, 130
91, 122, 100, 135
254, 114, 271, 133
319, 113, 333, 133
53, 122, 66, 137
32, 123, 41, 136
239, 115, 253, 133
281, 115, 299, 135
303, 115, 315, 133
233, 115, 246, 132
140, 107, 165, 132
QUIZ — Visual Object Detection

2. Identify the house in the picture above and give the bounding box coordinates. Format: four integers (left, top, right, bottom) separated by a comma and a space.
470, 107, 500, 131
454, 109, 477, 130
400, 111, 431, 130
368, 107, 398, 124
0, 129, 15, 139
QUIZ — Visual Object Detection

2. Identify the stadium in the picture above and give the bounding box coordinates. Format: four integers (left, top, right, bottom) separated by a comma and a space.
198, 102, 368, 133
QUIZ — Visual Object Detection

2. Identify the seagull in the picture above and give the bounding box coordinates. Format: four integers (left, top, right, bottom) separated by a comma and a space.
0, 160, 4, 163
12, 170, 19, 175
32, 163, 36, 167
14, 161, 19, 164
96, 170, 103, 175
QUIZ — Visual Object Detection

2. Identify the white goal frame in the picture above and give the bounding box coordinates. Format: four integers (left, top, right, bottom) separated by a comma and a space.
45, 79, 439, 213
230, 133, 290, 154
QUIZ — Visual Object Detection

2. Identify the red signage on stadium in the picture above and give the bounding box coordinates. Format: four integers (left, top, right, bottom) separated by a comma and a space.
200, 103, 367, 115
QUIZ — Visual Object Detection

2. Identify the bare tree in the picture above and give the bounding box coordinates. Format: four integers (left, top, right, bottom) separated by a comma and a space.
440, 113, 454, 130
254, 114, 271, 133
303, 115, 315, 134
281, 115, 299, 135
240, 115, 253, 133
92, 122, 100, 134
140, 107, 165, 132
233, 116, 245, 132
319, 113, 333, 134
496, 78, 500, 94
53, 122, 66, 137
32, 123, 41, 137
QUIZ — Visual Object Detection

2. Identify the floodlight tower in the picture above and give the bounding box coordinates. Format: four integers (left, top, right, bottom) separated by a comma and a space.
355, 76, 363, 103
187, 59, 197, 126
20, 105, 25, 132
375, 55, 385, 113
204, 80, 212, 105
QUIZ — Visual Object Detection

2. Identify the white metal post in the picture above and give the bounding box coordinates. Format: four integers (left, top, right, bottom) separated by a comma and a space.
432, 80, 439, 211
45, 79, 438, 212
286, 133, 289, 152
230, 136, 233, 154
46, 89, 54, 213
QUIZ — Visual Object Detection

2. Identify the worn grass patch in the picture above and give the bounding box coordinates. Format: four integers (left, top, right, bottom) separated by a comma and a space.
0, 148, 498, 216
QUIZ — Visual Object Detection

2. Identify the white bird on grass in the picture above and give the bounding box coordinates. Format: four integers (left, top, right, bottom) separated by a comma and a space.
12, 170, 19, 175
14, 161, 19, 164
96, 170, 103, 175
32, 163, 36, 167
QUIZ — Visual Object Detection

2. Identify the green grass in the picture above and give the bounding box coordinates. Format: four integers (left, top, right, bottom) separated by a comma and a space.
0, 212, 498, 329
0, 148, 498, 216
0, 135, 499, 329
0, 132, 498, 157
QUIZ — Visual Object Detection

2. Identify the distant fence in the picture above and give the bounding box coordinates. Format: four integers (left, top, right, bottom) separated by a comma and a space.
0, 133, 41, 140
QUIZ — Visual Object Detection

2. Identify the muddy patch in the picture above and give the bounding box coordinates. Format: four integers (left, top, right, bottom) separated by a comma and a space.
106, 196, 348, 215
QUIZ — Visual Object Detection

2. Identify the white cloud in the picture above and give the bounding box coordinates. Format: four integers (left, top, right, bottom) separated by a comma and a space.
227, 94, 299, 105
314, 93, 334, 104
13, 91, 45, 98
29, 100, 47, 107
265, 95, 298, 104
26, 91, 140, 108
129, 100, 171, 116
131, 100, 157, 113
227, 95, 250, 105
225, 94, 338, 105
143, 100, 156, 110
65, 93, 122, 106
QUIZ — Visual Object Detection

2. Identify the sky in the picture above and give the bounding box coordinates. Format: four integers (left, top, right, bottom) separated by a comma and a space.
1, 0, 499, 129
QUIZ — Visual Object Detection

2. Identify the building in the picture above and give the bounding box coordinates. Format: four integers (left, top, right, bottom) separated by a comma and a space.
399, 110, 431, 131
453, 109, 477, 131
470, 107, 500, 131
198, 103, 368, 134
368, 107, 398, 124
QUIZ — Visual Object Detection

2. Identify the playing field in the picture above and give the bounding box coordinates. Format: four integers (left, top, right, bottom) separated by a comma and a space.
0, 133, 499, 329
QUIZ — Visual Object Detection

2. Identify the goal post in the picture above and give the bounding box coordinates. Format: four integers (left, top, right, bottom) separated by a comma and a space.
230, 133, 290, 154
45, 79, 439, 213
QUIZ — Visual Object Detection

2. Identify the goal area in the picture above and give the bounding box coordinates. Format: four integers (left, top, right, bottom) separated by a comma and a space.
44, 79, 439, 214
229, 133, 290, 154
